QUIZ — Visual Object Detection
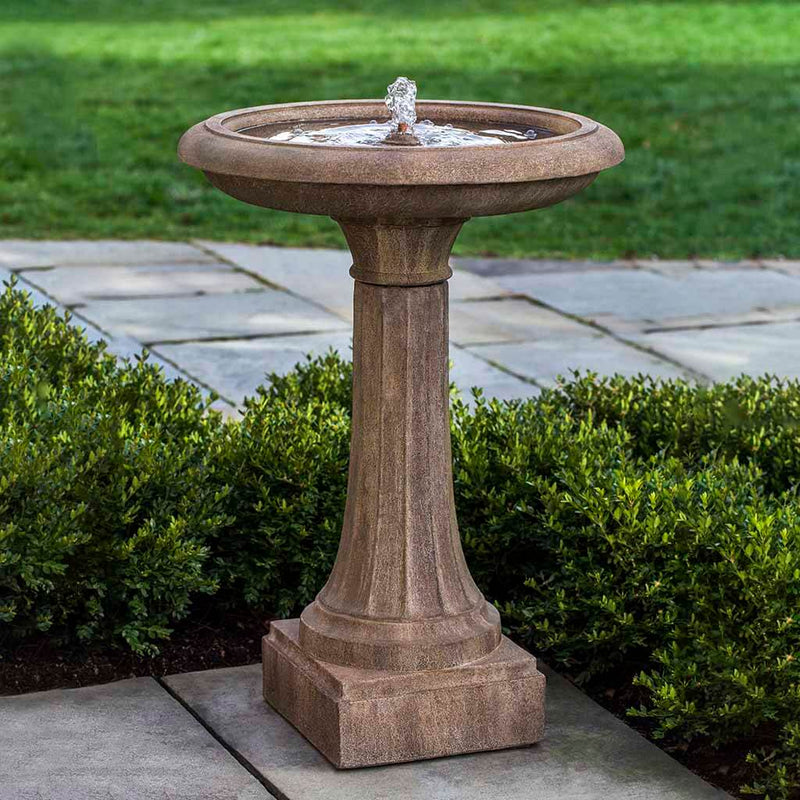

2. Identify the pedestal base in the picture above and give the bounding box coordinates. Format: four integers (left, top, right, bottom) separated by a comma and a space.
262, 619, 546, 768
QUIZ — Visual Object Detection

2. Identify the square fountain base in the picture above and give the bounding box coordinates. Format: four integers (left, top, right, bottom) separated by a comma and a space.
262, 618, 546, 768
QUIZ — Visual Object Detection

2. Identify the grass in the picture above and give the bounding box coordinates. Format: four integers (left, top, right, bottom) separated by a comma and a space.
1, 0, 799, 259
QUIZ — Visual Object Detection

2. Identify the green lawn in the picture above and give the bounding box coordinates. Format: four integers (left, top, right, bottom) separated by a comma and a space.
1, 0, 799, 259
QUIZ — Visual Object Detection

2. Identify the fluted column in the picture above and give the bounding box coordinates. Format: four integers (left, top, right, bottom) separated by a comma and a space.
298, 220, 501, 671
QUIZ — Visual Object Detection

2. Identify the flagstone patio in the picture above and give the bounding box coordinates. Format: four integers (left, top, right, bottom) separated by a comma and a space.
2, 239, 799, 416
0, 663, 732, 800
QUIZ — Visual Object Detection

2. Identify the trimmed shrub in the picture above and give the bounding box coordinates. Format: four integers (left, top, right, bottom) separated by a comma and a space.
450, 381, 800, 800
209, 355, 352, 617
0, 281, 229, 653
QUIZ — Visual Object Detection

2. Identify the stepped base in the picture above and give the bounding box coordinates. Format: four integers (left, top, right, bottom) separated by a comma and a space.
262, 618, 546, 768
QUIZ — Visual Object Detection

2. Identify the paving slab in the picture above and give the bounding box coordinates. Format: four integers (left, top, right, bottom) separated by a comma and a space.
0, 677, 272, 800
694, 259, 763, 271
636, 321, 800, 382
3, 269, 206, 392
85, 329, 201, 388
495, 269, 800, 331
761, 259, 800, 276
453, 257, 626, 276
153, 335, 538, 406
4, 260, 536, 406
634, 259, 763, 275
0, 239, 212, 268
469, 337, 690, 386
449, 298, 598, 346
2, 269, 58, 309
18, 262, 262, 305
79, 291, 350, 344
153, 333, 355, 404
200, 242, 508, 322
61, 308, 204, 388
165, 663, 729, 800
0, 249, 55, 269
9, 242, 800, 404
450, 346, 541, 402
200, 242, 354, 319
638, 306, 800, 333
449, 268, 509, 300
635, 259, 697, 276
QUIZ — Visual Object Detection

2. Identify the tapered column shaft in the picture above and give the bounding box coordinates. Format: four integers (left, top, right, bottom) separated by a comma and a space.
323, 280, 480, 618
299, 220, 501, 671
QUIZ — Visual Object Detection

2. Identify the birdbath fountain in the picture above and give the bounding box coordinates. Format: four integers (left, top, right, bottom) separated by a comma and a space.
179, 77, 623, 769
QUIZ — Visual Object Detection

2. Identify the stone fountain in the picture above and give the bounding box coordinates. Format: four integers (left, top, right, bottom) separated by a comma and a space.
178, 78, 624, 769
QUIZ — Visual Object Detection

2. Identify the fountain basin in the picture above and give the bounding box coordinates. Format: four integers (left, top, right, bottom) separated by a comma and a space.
178, 99, 623, 220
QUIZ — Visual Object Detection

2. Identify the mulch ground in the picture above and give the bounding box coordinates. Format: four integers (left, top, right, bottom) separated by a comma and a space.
0, 606, 268, 697
0, 615, 776, 799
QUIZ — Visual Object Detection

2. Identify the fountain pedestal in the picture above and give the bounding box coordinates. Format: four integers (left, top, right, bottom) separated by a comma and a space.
262, 219, 545, 767
178, 92, 623, 769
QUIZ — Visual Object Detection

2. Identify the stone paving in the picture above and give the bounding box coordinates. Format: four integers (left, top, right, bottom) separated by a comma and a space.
0, 664, 731, 800
0, 677, 271, 800
0, 239, 762, 798
2, 239, 799, 415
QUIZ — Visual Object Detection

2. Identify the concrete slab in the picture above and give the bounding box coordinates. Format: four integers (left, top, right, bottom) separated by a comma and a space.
469, 337, 690, 386
79, 291, 350, 344
450, 298, 598, 346
165, 663, 729, 800
0, 677, 272, 800
495, 269, 800, 330
0, 240, 212, 268
18, 262, 261, 305
637, 321, 800, 382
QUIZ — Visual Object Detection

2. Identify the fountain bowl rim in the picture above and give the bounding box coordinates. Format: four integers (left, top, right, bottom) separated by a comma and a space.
179, 99, 624, 187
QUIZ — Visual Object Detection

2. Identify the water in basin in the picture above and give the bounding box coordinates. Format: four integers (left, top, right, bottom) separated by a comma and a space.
263, 119, 551, 147
254, 77, 555, 148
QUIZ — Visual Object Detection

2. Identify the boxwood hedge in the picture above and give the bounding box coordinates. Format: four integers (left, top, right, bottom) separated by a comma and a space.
1, 281, 799, 798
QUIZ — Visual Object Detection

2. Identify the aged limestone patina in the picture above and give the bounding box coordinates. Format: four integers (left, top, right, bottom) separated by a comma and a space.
179, 92, 623, 768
